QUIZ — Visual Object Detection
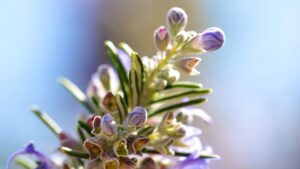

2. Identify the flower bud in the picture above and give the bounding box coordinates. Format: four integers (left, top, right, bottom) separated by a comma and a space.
190, 27, 225, 52
166, 7, 188, 36
174, 57, 201, 75
153, 79, 168, 90
154, 26, 170, 51
98, 65, 114, 91
174, 31, 188, 45
127, 107, 147, 127
102, 92, 118, 112
101, 114, 117, 136
91, 116, 101, 135
158, 68, 180, 84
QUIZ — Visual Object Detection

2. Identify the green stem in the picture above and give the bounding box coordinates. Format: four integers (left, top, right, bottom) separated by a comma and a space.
148, 48, 178, 83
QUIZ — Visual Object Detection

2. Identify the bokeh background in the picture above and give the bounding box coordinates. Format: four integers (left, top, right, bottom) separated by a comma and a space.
1, 0, 300, 168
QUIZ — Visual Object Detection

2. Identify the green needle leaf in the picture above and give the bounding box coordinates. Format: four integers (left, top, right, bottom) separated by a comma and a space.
31, 106, 62, 137
165, 81, 203, 89
58, 77, 95, 114
129, 69, 140, 107
104, 41, 131, 104
59, 147, 89, 159
76, 125, 86, 143
148, 98, 207, 117
78, 120, 93, 137
116, 93, 128, 123
150, 88, 212, 104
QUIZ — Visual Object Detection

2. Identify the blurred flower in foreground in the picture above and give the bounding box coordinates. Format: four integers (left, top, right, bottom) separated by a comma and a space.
6, 143, 55, 169
7, 6, 225, 169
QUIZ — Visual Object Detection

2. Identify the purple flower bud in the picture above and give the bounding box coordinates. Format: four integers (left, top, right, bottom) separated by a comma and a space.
127, 107, 147, 127
192, 27, 225, 52
101, 114, 117, 136
154, 26, 170, 51
167, 7, 188, 36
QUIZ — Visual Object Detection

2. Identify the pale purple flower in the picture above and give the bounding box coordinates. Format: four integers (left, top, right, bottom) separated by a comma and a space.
127, 106, 147, 127
191, 27, 225, 52
6, 143, 54, 169
101, 113, 117, 136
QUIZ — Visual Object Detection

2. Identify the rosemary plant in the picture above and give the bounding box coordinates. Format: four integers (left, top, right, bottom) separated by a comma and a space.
6, 7, 225, 169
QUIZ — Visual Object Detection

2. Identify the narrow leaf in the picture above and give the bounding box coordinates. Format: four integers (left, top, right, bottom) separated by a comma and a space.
76, 125, 86, 142
131, 52, 145, 94
165, 81, 203, 89
150, 88, 212, 104
60, 147, 89, 159
58, 77, 95, 114
115, 93, 128, 123
129, 69, 140, 107
148, 98, 207, 117
31, 106, 62, 136
104, 41, 130, 104
137, 126, 155, 137
78, 120, 93, 136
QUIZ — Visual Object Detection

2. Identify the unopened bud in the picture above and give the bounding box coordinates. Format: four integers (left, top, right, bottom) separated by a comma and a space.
158, 68, 180, 84
127, 107, 147, 127
101, 114, 117, 136
91, 116, 101, 135
174, 32, 188, 45
154, 26, 170, 51
153, 79, 168, 90
174, 57, 201, 75
166, 7, 188, 36
184, 27, 225, 53
102, 92, 118, 112
98, 65, 114, 91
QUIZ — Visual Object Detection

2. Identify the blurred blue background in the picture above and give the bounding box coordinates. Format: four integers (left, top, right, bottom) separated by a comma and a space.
1, 0, 300, 169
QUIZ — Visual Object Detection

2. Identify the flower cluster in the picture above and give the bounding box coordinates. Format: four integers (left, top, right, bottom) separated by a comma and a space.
6, 7, 225, 169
